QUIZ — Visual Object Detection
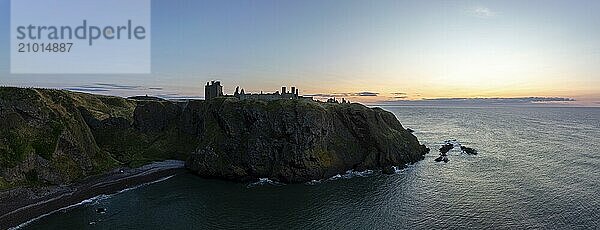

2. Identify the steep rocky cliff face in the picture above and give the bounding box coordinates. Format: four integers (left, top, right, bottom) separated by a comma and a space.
0, 87, 428, 188
183, 98, 428, 183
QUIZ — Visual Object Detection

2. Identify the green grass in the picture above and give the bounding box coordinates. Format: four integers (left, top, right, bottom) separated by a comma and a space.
0, 87, 133, 187
0, 177, 11, 190
0, 131, 33, 168
52, 155, 82, 180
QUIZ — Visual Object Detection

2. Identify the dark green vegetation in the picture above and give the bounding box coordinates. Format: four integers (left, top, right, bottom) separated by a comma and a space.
0, 87, 428, 189
0, 88, 124, 189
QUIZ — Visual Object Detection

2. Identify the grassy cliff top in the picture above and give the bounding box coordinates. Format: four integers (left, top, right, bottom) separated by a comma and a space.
1, 87, 419, 189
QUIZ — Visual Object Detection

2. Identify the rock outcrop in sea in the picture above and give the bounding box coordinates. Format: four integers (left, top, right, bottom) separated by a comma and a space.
0, 87, 429, 187
434, 140, 478, 163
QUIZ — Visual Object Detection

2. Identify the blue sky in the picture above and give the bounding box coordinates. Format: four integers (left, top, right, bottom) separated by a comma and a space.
0, 0, 599, 105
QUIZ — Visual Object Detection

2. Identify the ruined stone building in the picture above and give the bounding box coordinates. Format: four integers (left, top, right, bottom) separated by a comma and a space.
204, 81, 223, 100
204, 80, 313, 101
234, 85, 313, 101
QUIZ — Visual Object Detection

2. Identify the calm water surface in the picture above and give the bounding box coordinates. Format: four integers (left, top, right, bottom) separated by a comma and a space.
23, 106, 600, 229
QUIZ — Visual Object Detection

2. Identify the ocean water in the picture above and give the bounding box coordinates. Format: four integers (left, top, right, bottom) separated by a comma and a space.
22, 106, 600, 229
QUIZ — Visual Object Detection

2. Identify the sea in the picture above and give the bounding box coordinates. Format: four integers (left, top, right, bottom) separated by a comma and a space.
21, 106, 600, 229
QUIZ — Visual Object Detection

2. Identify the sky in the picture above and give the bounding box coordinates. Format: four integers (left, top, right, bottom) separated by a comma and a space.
0, 0, 599, 105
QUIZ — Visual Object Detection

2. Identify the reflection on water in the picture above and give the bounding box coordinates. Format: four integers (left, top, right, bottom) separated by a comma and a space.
24, 107, 600, 229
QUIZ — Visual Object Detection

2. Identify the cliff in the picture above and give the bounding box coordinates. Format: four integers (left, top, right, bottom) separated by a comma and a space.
184, 98, 428, 183
0, 87, 428, 188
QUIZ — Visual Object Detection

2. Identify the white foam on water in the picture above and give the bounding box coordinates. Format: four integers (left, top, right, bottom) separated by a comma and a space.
10, 196, 97, 230
254, 168, 394, 187
326, 169, 374, 181
246, 178, 285, 188
343, 169, 374, 178
9, 175, 176, 230
392, 166, 404, 173
395, 163, 419, 174
328, 174, 342, 180
444, 139, 462, 148
305, 179, 322, 185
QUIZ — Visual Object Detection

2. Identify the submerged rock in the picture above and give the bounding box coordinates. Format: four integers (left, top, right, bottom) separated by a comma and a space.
435, 141, 456, 163
434, 156, 449, 163
382, 166, 396, 175
95, 208, 107, 214
439, 143, 454, 154
460, 146, 478, 155
433, 139, 479, 162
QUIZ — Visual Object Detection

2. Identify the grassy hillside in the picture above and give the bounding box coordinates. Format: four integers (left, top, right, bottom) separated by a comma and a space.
0, 88, 194, 189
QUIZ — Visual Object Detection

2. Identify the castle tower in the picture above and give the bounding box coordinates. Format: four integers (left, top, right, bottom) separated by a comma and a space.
205, 81, 223, 100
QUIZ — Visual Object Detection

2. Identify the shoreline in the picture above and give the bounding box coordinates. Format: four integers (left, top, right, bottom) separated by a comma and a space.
0, 160, 185, 229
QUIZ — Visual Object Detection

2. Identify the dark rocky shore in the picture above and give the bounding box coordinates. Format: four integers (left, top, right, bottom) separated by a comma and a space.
0, 160, 184, 229
0, 87, 429, 226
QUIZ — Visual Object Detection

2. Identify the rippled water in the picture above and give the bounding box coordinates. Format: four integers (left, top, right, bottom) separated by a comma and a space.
23, 106, 600, 229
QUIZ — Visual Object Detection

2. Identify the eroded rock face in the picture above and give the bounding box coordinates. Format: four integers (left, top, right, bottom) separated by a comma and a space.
0, 88, 429, 187
183, 98, 429, 183
133, 101, 180, 132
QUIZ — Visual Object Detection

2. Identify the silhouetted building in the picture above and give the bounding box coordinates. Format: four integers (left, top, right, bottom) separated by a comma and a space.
234, 84, 312, 101
206, 80, 313, 101
205, 81, 223, 100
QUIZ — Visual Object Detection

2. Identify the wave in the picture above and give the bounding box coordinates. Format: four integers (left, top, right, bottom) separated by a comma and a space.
392, 166, 404, 173
305, 179, 322, 185
247, 169, 377, 187
246, 178, 285, 188
306, 166, 415, 186
393, 163, 418, 174
254, 165, 415, 187
444, 139, 461, 148
10, 175, 176, 230
327, 169, 375, 181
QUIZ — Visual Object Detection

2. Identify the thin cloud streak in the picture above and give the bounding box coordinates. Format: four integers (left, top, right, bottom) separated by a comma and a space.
305, 92, 379, 98
375, 97, 577, 106
469, 6, 497, 18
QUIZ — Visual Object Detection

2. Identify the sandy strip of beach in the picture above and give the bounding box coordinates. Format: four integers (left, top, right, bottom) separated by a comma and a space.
0, 160, 185, 229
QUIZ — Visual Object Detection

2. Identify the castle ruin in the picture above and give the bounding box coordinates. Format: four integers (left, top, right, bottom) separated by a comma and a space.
204, 81, 223, 100
234, 85, 313, 101
204, 80, 313, 101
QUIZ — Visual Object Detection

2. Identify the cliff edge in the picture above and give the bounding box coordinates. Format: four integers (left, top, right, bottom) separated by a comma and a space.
184, 98, 428, 183
0, 87, 428, 188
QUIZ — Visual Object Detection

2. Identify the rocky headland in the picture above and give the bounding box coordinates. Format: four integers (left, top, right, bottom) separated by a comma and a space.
0, 87, 429, 227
